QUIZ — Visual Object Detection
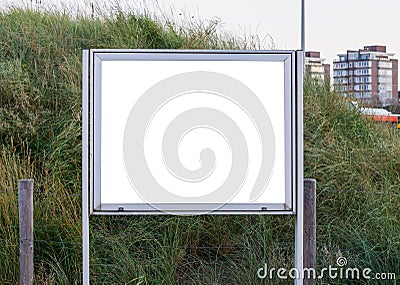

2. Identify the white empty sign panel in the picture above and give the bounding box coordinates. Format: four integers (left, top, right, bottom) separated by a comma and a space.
83, 50, 303, 214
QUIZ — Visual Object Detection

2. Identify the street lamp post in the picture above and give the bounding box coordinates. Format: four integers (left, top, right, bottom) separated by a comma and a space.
301, 0, 305, 51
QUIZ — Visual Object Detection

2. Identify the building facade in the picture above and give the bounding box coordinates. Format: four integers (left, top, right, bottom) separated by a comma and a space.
333, 45, 398, 107
305, 51, 330, 83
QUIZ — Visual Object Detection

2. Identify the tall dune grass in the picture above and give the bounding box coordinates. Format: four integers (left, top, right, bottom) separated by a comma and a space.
0, 7, 399, 284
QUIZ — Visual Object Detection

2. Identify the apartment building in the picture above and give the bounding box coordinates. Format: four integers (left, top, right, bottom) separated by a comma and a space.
333, 45, 398, 107
305, 51, 330, 83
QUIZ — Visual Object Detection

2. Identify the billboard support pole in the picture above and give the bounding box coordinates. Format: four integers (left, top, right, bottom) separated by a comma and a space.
294, 50, 304, 285
82, 50, 90, 285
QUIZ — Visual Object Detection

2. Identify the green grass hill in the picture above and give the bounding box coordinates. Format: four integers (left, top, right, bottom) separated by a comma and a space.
0, 8, 399, 284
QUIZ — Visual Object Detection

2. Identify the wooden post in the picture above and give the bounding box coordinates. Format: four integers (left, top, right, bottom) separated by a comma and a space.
18, 179, 34, 285
303, 178, 316, 285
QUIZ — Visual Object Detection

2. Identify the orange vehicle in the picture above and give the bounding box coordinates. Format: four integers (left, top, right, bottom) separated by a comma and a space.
351, 101, 400, 129
371, 114, 400, 129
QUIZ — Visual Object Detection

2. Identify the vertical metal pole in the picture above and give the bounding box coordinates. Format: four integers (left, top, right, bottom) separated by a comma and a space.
301, 0, 305, 51
19, 179, 34, 285
82, 50, 90, 285
295, 51, 304, 285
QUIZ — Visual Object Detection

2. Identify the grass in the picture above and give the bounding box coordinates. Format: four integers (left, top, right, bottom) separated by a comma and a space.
0, 6, 399, 284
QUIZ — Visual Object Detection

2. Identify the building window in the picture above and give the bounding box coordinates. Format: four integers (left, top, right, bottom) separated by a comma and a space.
349, 52, 358, 60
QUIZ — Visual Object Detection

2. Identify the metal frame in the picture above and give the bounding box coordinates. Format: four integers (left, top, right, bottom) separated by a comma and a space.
86, 49, 301, 215
82, 49, 304, 284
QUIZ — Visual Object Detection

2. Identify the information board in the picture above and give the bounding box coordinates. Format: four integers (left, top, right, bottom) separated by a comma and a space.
82, 49, 303, 214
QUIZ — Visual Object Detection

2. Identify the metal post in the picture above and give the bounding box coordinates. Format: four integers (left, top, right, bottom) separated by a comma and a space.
82, 50, 90, 285
19, 179, 34, 285
301, 0, 305, 51
295, 184, 304, 285
295, 50, 304, 285
303, 179, 316, 285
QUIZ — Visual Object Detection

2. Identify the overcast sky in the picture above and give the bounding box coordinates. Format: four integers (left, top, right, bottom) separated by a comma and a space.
2, 0, 400, 65
157, 0, 400, 65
